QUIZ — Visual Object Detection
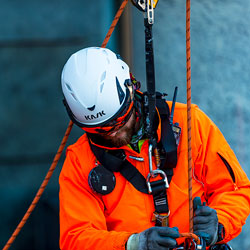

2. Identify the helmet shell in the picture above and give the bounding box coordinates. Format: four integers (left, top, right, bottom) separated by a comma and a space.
61, 47, 131, 127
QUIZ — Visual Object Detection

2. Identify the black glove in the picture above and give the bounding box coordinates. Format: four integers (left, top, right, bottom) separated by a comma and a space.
126, 226, 180, 250
193, 197, 219, 246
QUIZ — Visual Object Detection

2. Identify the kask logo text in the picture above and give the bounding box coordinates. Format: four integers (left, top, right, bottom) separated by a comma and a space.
85, 110, 106, 120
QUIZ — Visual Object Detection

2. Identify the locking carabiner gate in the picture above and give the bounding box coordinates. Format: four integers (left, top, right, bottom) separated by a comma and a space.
146, 144, 169, 193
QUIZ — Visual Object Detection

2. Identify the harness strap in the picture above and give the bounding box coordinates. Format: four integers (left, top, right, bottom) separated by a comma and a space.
156, 92, 178, 170
151, 179, 169, 213
89, 140, 170, 226
89, 142, 149, 194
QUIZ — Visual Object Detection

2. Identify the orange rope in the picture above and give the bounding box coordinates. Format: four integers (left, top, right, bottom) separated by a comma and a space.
186, 0, 193, 233
101, 0, 129, 48
2, 1, 128, 249
179, 232, 201, 245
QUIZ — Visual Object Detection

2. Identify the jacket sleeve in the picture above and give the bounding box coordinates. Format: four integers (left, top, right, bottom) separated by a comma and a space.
192, 106, 250, 243
59, 147, 132, 250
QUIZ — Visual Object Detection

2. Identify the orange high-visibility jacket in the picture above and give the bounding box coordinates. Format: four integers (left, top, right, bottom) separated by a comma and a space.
59, 103, 250, 250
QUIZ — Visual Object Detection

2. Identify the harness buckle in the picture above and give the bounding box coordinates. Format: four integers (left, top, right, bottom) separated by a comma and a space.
152, 211, 170, 227
146, 169, 169, 193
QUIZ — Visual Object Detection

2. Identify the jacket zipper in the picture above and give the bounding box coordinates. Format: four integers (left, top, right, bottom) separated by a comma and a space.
217, 153, 236, 183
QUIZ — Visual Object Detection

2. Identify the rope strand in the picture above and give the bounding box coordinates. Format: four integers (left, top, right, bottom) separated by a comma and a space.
2, 1, 128, 249
179, 232, 201, 245
101, 0, 129, 48
186, 0, 193, 233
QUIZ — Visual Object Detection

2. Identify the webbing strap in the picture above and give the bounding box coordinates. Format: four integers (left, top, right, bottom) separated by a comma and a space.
89, 142, 149, 194
156, 93, 178, 169
151, 179, 169, 213
89, 140, 172, 208
144, 14, 157, 146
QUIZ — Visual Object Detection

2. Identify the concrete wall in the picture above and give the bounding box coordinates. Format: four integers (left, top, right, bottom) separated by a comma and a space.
132, 0, 250, 249
0, 0, 117, 249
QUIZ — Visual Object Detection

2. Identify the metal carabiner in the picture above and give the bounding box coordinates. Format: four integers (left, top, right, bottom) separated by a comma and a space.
147, 144, 169, 193
147, 0, 154, 24
183, 236, 206, 250
146, 169, 169, 193
148, 143, 154, 173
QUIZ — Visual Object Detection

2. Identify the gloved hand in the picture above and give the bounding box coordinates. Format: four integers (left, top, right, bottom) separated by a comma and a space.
193, 197, 219, 246
126, 226, 180, 250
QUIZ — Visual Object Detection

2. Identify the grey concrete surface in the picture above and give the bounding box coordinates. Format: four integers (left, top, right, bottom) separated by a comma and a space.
0, 0, 117, 249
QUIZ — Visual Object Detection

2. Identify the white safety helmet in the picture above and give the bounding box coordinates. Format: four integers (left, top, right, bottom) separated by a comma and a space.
62, 47, 134, 134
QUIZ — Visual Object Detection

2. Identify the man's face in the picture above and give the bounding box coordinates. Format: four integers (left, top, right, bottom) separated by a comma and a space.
100, 110, 137, 148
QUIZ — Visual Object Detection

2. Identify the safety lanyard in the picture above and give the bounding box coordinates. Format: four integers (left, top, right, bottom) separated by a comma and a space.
142, 1, 174, 226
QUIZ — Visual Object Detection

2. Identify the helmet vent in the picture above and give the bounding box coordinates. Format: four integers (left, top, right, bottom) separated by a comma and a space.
65, 83, 77, 101
116, 77, 125, 104
100, 82, 104, 93
102, 50, 110, 64
71, 93, 77, 101
87, 105, 95, 111
100, 71, 106, 81
116, 54, 122, 60
65, 83, 72, 91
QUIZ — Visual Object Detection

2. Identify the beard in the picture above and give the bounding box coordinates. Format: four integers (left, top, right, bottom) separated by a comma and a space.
100, 112, 137, 148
